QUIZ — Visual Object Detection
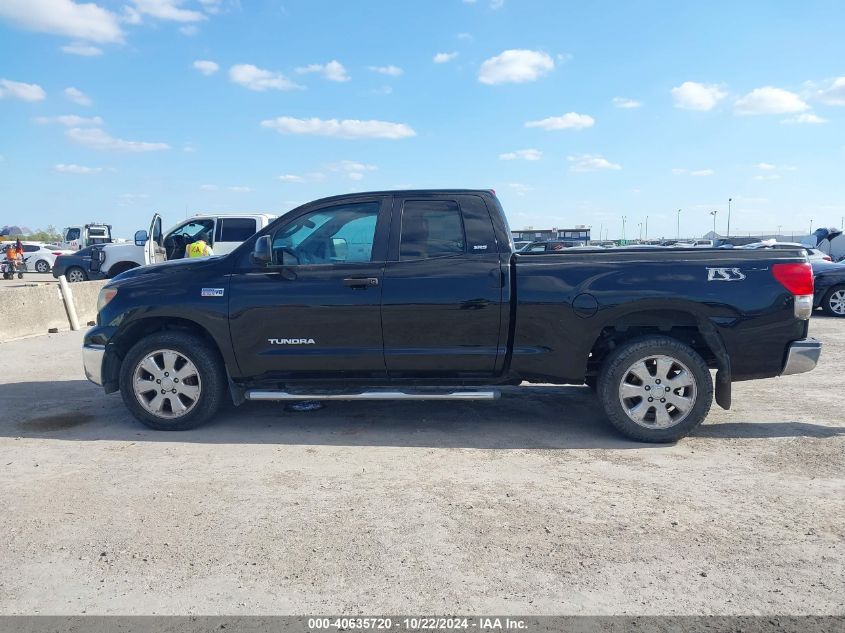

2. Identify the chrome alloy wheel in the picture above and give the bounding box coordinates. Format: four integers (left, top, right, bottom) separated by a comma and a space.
67, 268, 85, 282
617, 355, 697, 429
132, 349, 202, 419
829, 289, 845, 316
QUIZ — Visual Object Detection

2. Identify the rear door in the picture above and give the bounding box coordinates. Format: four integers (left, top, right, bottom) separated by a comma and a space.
380, 194, 505, 377
214, 217, 259, 255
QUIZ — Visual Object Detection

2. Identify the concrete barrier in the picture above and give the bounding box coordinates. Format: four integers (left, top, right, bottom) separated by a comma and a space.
0, 279, 107, 342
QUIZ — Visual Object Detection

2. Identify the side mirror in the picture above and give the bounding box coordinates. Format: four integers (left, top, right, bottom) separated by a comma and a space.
134, 230, 148, 246
253, 235, 272, 264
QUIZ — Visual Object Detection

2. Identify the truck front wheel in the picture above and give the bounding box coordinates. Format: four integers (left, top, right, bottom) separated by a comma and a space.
119, 332, 227, 430
597, 336, 713, 442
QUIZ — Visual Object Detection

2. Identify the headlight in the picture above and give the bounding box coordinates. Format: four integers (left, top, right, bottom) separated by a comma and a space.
97, 287, 118, 313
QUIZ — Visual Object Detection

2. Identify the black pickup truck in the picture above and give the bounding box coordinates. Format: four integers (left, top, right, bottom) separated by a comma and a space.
83, 190, 821, 442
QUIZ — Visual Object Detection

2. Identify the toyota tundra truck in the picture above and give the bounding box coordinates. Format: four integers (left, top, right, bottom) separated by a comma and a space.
82, 190, 821, 442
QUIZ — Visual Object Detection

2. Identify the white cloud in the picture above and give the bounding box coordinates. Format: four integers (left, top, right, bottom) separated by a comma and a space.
499, 148, 542, 161
66, 127, 170, 152
815, 77, 845, 106
55, 163, 103, 174
490, 0, 504, 8
612, 97, 641, 109
368, 65, 403, 77
753, 174, 781, 181
568, 154, 621, 172
61, 41, 103, 56
261, 116, 416, 140
229, 185, 252, 192
507, 183, 531, 196
296, 60, 349, 82
457, 32, 472, 40
229, 64, 302, 91
672, 168, 714, 177
525, 112, 594, 130
65, 86, 92, 106
735, 87, 809, 115
200, 184, 218, 191
433, 52, 458, 64
757, 162, 777, 170
182, 142, 196, 152
179, 24, 198, 36
0, 79, 46, 102
0, 0, 124, 43
331, 160, 377, 181
130, 0, 205, 22
277, 174, 304, 183
193, 60, 219, 75
781, 113, 827, 124
478, 49, 554, 85
671, 81, 727, 111
35, 114, 104, 126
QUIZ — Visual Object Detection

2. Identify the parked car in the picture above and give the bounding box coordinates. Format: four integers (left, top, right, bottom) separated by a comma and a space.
520, 239, 586, 252
83, 189, 820, 443
811, 260, 845, 317
739, 241, 832, 262
1, 241, 72, 273
52, 246, 101, 282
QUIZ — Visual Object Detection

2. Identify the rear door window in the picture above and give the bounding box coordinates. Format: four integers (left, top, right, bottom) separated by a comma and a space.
400, 200, 465, 260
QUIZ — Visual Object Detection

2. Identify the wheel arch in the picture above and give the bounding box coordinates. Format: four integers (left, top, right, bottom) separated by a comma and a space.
585, 307, 732, 409
107, 260, 140, 278
103, 316, 226, 394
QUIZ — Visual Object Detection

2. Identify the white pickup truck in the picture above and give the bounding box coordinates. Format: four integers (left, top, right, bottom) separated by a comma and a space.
91, 212, 276, 278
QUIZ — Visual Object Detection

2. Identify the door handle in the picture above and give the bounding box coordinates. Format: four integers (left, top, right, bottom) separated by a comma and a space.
343, 277, 379, 288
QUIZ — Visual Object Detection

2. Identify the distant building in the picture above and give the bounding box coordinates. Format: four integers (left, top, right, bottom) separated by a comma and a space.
512, 226, 591, 242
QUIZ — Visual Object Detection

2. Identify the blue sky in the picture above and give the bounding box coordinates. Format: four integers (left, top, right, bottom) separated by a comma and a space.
2, 0, 845, 240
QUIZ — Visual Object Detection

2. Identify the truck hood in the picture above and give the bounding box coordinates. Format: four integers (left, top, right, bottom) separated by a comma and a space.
109, 256, 221, 283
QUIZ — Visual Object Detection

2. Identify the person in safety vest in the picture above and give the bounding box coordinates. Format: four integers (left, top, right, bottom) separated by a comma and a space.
185, 233, 214, 258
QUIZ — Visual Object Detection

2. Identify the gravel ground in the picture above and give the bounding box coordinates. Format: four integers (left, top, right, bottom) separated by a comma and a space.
0, 317, 843, 615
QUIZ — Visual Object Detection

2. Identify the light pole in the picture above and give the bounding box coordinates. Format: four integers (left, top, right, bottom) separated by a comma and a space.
810, 219, 813, 234
710, 210, 718, 236
645, 215, 648, 241
638, 222, 642, 241
622, 215, 627, 242
727, 197, 732, 238
676, 209, 681, 240
777, 224, 782, 239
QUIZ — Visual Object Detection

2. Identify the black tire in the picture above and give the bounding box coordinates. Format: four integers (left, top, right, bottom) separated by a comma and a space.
821, 285, 845, 318
65, 266, 87, 283
35, 259, 50, 273
119, 331, 227, 430
597, 336, 713, 443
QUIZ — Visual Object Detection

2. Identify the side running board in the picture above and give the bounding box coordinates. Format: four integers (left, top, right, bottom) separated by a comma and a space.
245, 389, 500, 402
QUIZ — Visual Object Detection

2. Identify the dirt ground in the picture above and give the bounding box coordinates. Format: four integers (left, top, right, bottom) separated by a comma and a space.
0, 318, 843, 615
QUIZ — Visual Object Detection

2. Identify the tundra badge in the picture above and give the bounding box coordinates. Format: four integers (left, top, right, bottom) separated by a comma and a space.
201, 288, 225, 297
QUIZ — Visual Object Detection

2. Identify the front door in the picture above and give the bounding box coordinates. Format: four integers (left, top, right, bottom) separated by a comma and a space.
229, 198, 390, 380
380, 195, 505, 378
144, 214, 165, 265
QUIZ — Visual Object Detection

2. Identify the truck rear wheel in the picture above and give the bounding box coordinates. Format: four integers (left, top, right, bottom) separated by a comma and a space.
119, 332, 227, 430
597, 336, 713, 442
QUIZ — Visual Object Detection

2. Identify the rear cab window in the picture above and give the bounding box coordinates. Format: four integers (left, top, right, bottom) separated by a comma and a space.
217, 218, 258, 243
398, 195, 497, 260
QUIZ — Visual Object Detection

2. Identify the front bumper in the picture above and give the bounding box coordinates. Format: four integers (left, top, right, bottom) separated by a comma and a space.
82, 344, 105, 386
781, 338, 822, 376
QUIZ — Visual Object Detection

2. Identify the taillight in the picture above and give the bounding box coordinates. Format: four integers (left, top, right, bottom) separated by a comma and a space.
772, 262, 814, 319
772, 263, 813, 295
52, 251, 63, 256
823, 255, 832, 261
